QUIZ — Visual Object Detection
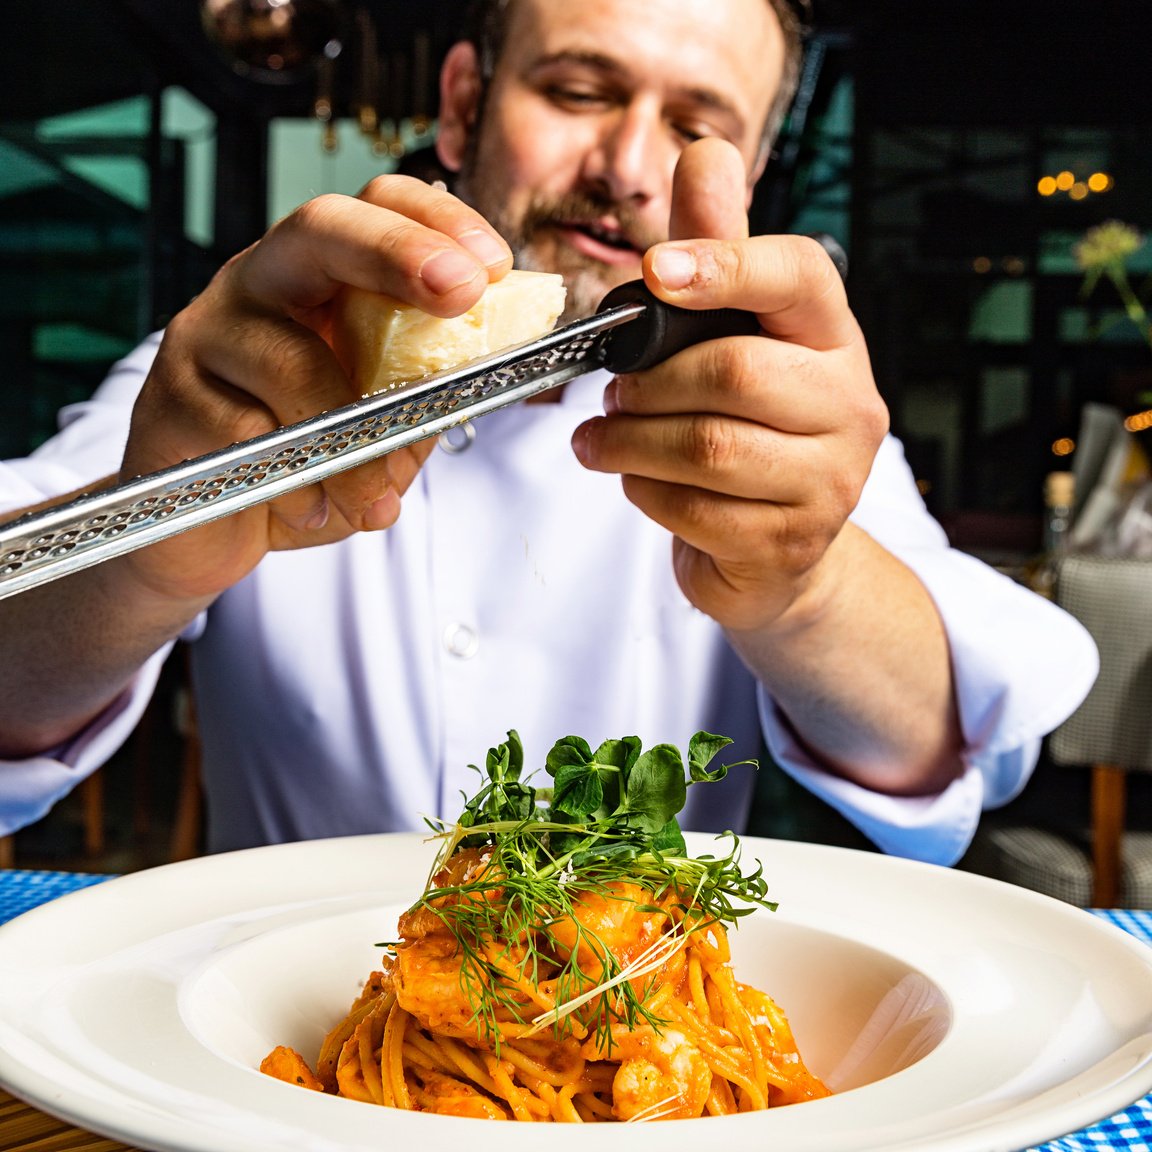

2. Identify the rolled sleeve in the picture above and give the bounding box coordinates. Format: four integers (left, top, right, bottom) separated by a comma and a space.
0, 331, 178, 837
759, 435, 1100, 866
0, 646, 171, 837
761, 691, 990, 865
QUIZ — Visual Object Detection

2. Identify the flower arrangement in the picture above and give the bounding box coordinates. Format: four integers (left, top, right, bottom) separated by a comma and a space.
1074, 221, 1151, 352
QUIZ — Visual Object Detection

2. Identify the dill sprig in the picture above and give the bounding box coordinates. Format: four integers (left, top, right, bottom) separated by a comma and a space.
401, 730, 773, 1047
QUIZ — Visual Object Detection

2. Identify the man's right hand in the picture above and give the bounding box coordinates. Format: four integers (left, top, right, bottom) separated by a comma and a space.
0, 176, 511, 757
118, 175, 512, 605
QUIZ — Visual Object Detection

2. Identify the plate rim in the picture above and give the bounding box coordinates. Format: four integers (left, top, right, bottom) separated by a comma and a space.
0, 832, 1150, 1152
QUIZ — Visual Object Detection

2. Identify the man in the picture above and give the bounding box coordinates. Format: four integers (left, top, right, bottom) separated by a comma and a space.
0, 0, 1096, 863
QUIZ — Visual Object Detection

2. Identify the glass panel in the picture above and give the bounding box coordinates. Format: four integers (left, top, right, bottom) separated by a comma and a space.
969, 281, 1033, 344
0, 84, 217, 456
269, 116, 403, 220
854, 113, 1152, 528
980, 366, 1030, 435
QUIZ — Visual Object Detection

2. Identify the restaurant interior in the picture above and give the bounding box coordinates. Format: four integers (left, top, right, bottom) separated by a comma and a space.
1, 0, 1151, 907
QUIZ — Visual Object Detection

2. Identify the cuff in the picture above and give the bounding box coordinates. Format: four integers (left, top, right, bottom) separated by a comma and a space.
0, 646, 171, 837
758, 689, 1031, 866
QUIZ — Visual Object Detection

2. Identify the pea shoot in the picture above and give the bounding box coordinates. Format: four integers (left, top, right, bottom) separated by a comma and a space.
405, 730, 774, 1048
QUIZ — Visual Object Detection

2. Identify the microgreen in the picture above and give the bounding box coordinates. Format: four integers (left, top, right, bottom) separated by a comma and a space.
403, 730, 772, 1049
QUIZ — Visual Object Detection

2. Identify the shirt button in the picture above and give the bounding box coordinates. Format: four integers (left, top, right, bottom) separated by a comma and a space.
443, 622, 479, 658
438, 421, 476, 454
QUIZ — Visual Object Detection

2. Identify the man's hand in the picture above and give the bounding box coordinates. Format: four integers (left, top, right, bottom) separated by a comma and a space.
571, 138, 962, 796
0, 177, 512, 757
571, 138, 886, 634
120, 176, 512, 605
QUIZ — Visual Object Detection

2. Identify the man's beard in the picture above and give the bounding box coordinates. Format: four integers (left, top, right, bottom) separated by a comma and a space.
456, 152, 664, 323
510, 191, 664, 323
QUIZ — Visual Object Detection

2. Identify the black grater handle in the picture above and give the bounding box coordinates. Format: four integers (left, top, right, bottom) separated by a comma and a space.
598, 280, 759, 374
598, 232, 848, 374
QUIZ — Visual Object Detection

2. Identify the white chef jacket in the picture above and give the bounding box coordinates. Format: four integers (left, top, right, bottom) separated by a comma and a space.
0, 333, 1099, 864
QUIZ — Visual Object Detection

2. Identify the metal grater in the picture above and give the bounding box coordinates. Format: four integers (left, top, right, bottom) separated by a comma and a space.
0, 281, 758, 602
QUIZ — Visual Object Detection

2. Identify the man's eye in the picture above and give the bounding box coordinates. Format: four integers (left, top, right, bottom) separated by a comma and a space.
545, 85, 611, 109
672, 122, 716, 144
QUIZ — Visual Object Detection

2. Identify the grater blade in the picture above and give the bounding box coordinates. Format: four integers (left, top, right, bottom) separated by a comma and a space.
0, 301, 645, 601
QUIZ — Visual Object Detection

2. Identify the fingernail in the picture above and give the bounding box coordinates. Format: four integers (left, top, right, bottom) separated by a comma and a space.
571, 423, 590, 464
571, 420, 601, 466
651, 246, 696, 290
419, 248, 482, 295
457, 228, 510, 268
603, 378, 620, 413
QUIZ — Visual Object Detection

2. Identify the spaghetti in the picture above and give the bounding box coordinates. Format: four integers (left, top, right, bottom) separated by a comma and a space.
261, 730, 830, 1121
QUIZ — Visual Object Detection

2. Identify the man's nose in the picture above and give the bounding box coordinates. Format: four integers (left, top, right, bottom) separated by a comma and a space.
581, 98, 673, 205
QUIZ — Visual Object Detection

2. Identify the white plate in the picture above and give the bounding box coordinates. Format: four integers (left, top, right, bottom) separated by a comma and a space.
0, 833, 1150, 1152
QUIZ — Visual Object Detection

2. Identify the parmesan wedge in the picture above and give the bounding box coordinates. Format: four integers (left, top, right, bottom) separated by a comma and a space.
333, 269, 567, 396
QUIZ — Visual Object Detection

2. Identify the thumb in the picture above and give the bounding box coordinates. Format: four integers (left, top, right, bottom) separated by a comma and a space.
667, 138, 750, 243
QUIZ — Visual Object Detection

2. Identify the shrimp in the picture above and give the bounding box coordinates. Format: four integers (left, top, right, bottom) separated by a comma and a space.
393, 928, 482, 1034
548, 881, 682, 984
397, 847, 495, 939
393, 847, 507, 1035
583, 1024, 712, 1121
259, 1045, 325, 1092
415, 1070, 509, 1120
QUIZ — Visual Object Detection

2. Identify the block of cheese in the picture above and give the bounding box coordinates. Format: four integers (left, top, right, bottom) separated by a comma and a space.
332, 269, 567, 395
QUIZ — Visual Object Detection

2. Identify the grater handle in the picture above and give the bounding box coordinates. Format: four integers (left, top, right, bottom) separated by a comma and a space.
598, 280, 760, 374
599, 233, 849, 374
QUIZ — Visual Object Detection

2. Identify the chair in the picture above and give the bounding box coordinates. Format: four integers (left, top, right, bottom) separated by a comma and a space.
0, 760, 106, 870
982, 554, 1152, 908
167, 672, 204, 862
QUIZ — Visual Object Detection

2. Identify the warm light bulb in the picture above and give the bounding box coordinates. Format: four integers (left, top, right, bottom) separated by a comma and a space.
1068, 182, 1089, 201
1037, 176, 1057, 196
1052, 438, 1075, 457
1055, 170, 1076, 191
1087, 172, 1113, 193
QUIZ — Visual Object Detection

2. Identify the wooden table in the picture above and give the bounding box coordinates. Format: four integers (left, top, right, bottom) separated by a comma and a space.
0, 1086, 139, 1150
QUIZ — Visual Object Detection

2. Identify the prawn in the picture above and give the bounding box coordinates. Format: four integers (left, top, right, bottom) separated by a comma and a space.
548, 881, 684, 987
393, 928, 488, 1035
583, 1024, 712, 1121
415, 1070, 510, 1120
393, 847, 507, 1035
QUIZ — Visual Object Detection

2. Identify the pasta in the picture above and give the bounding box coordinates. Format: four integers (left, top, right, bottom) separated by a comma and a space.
260, 731, 830, 1121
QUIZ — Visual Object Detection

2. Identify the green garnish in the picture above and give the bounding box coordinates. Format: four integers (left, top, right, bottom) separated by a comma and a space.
400, 730, 774, 1048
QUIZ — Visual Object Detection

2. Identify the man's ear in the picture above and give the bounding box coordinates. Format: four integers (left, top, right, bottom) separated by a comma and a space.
436, 41, 483, 174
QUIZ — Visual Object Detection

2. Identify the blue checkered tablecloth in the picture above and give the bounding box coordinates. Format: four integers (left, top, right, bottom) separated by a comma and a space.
1026, 908, 1152, 1152
0, 868, 110, 924
0, 870, 1149, 1149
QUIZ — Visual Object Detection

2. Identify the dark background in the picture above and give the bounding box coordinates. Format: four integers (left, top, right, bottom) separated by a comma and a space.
2, 0, 1149, 868
4, 0, 1149, 539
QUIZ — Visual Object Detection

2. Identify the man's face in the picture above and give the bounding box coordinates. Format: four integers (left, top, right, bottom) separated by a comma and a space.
441, 0, 784, 322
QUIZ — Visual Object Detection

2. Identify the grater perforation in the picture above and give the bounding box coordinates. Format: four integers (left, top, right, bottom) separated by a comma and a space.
0, 304, 643, 599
